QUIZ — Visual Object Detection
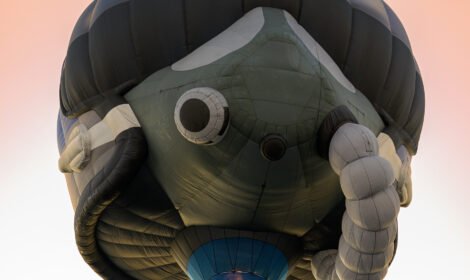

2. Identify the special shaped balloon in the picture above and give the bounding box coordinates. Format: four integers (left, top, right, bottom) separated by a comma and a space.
57, 1, 424, 280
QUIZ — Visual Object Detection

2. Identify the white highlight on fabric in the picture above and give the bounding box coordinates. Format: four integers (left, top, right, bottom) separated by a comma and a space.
311, 250, 338, 280
329, 123, 378, 174
283, 11, 357, 93
89, 104, 140, 149
378, 133, 402, 181
172, 8, 265, 71
59, 104, 140, 173
59, 124, 91, 173
378, 132, 413, 206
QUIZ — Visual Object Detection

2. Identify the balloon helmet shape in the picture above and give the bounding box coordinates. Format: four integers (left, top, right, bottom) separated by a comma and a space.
57, 1, 424, 280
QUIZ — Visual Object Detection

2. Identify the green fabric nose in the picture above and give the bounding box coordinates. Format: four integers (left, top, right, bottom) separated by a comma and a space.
261, 134, 287, 161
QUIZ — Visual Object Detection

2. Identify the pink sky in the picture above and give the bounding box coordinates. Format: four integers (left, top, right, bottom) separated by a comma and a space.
0, 1, 469, 279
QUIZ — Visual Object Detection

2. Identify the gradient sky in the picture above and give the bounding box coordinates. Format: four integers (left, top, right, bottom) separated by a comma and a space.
0, 1, 468, 279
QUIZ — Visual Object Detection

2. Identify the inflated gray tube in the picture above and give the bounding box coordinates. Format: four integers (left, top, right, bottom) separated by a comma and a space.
312, 123, 400, 280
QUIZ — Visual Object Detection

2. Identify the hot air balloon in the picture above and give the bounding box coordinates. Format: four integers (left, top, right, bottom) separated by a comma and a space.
57, 1, 424, 279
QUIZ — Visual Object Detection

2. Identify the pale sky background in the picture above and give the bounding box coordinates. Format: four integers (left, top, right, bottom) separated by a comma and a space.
0, 1, 469, 279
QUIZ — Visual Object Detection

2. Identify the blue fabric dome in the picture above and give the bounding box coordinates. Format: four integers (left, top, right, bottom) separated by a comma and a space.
213, 272, 264, 280
187, 238, 288, 280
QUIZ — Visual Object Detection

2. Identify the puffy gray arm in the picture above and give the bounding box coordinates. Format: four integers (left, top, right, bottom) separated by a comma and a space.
312, 123, 401, 280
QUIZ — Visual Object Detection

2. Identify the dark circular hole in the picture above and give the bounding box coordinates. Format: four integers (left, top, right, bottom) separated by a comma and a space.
261, 135, 287, 161
179, 99, 210, 132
